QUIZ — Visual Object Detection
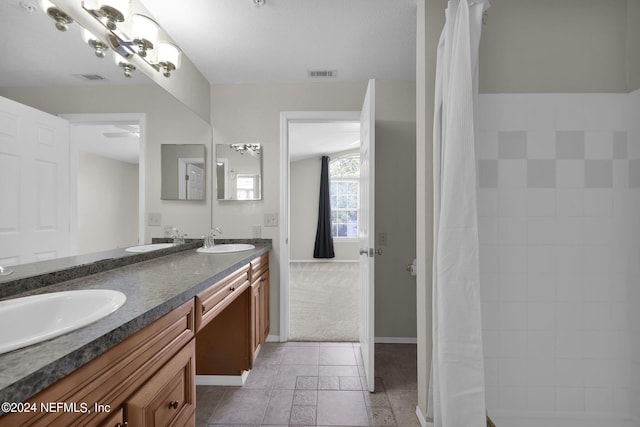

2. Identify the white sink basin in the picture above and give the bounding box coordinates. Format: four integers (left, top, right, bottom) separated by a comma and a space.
125, 243, 174, 253
0, 289, 126, 355
197, 244, 255, 254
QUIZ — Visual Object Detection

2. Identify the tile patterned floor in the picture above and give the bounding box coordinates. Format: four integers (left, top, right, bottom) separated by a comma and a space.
196, 342, 420, 427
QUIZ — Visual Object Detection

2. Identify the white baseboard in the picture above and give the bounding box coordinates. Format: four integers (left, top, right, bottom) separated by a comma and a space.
489, 410, 636, 427
375, 336, 417, 344
195, 371, 249, 386
416, 405, 433, 427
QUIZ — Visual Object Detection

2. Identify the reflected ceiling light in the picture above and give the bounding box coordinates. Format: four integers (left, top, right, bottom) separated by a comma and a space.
252, 0, 266, 7
38, 0, 73, 31
93, 0, 130, 30
81, 28, 109, 58
113, 52, 135, 77
130, 14, 158, 57
156, 42, 182, 78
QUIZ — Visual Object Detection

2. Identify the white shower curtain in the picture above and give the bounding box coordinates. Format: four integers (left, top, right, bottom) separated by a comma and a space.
428, 1, 489, 426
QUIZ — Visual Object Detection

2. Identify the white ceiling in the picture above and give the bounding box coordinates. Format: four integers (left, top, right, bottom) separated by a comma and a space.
0, 0, 417, 86
1, 0, 416, 161
289, 121, 360, 162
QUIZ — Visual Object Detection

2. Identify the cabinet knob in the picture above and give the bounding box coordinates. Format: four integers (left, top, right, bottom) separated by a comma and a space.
229, 287, 235, 292
169, 400, 179, 410
260, 277, 266, 282
116, 423, 128, 427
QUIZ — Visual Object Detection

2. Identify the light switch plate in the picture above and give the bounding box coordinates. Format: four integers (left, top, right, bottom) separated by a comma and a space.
148, 212, 162, 226
264, 213, 278, 227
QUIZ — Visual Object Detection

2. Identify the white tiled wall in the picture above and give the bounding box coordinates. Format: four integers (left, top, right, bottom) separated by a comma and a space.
477, 92, 640, 423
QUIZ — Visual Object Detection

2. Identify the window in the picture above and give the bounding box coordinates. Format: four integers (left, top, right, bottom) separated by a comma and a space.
236, 174, 259, 200
329, 155, 360, 238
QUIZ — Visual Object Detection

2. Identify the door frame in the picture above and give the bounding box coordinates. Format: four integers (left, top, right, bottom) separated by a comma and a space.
61, 113, 146, 252
279, 110, 361, 342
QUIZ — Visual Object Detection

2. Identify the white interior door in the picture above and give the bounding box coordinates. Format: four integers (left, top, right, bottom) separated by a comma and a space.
186, 163, 205, 200
0, 96, 70, 265
359, 79, 376, 392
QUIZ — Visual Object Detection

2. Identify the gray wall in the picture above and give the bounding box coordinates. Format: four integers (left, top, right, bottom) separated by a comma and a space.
210, 80, 417, 339
479, 0, 633, 93
77, 151, 138, 254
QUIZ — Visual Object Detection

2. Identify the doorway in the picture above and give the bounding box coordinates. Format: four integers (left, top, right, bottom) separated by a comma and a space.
62, 113, 146, 255
279, 111, 361, 342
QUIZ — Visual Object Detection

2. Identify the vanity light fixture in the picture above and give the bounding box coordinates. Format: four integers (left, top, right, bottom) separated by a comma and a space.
38, 0, 73, 31
252, 0, 266, 7
230, 144, 261, 155
156, 42, 181, 77
37, 0, 183, 79
130, 14, 159, 58
113, 52, 136, 77
92, 0, 130, 30
81, 28, 109, 58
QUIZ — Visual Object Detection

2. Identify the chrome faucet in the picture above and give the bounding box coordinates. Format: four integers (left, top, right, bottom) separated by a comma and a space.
204, 227, 223, 248
171, 228, 185, 245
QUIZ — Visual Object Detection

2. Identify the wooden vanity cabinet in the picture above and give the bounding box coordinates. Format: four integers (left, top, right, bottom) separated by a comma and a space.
195, 252, 270, 375
1, 300, 196, 427
250, 253, 270, 360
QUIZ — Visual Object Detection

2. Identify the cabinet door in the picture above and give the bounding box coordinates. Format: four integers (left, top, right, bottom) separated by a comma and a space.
126, 339, 196, 427
250, 281, 262, 360
259, 270, 270, 343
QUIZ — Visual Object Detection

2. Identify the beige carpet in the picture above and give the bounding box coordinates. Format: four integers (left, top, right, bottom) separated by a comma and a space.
289, 261, 359, 341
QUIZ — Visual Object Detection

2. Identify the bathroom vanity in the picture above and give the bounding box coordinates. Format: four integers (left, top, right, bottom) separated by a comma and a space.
0, 241, 270, 426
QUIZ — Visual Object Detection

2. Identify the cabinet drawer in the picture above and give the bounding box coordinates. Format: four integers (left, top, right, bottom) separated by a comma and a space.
250, 252, 269, 282
126, 339, 195, 427
195, 264, 250, 331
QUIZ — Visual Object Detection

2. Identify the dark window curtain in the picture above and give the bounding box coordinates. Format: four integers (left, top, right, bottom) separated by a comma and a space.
313, 156, 335, 258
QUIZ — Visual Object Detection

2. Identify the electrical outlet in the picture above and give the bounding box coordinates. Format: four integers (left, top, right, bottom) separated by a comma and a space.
164, 225, 174, 237
252, 225, 262, 238
264, 213, 278, 227
148, 212, 162, 226
378, 232, 388, 246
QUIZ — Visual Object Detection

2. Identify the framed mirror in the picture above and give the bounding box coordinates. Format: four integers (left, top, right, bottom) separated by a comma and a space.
216, 143, 262, 200
161, 144, 206, 201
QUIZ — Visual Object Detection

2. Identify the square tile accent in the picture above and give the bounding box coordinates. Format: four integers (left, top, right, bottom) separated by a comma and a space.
556, 160, 585, 188
318, 376, 340, 390
527, 159, 556, 188
293, 389, 317, 405
290, 405, 316, 425
479, 159, 499, 188
613, 131, 628, 159
585, 160, 613, 188
630, 159, 640, 188
556, 131, 585, 159
295, 376, 319, 390
499, 131, 527, 159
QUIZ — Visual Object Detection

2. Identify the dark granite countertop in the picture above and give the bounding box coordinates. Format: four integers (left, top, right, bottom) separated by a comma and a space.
0, 240, 271, 405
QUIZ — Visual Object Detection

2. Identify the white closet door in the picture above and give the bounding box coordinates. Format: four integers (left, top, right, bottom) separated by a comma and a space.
0, 96, 70, 265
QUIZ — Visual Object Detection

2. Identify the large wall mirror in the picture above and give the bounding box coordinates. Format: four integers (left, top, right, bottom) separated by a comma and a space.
216, 144, 262, 200
161, 144, 206, 201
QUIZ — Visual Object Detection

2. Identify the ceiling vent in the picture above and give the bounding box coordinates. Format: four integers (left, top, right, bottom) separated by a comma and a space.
74, 74, 107, 81
308, 70, 337, 78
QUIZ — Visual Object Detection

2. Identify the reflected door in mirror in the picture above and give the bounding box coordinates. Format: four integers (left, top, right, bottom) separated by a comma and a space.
161, 144, 206, 201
